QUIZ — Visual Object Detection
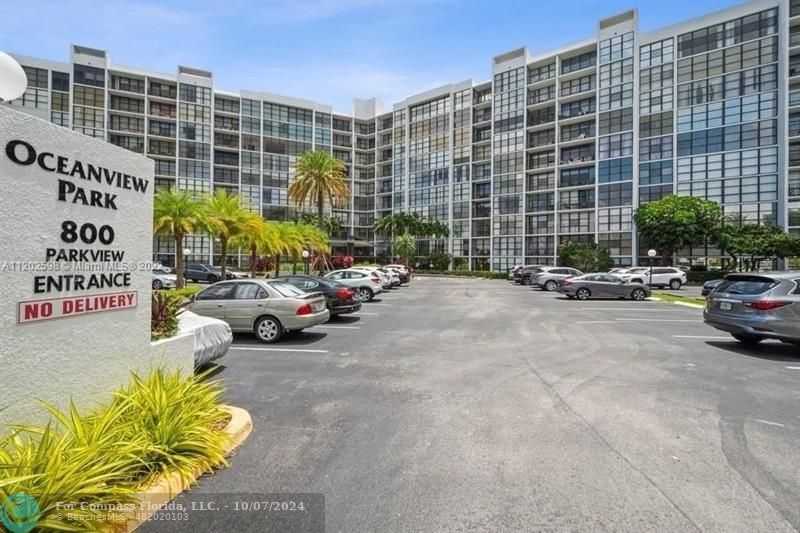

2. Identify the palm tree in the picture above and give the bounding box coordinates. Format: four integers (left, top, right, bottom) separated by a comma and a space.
202, 189, 251, 280
232, 214, 282, 279
153, 188, 202, 288
273, 222, 304, 277
288, 151, 350, 227
393, 234, 417, 267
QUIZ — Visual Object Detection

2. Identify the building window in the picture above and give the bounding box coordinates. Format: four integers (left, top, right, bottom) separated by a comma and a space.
598, 182, 633, 207
51, 71, 70, 92
599, 82, 633, 111
598, 157, 633, 183
598, 108, 633, 135
640, 160, 673, 185
640, 38, 674, 68
639, 136, 673, 162
677, 8, 778, 58
640, 111, 673, 138
599, 58, 633, 87
74, 64, 104, 87
599, 32, 634, 65
598, 132, 633, 159
561, 51, 597, 74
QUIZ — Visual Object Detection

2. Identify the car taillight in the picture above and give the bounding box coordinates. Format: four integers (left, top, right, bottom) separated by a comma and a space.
296, 303, 313, 315
336, 288, 353, 299
560, 279, 572, 285
371, 275, 381, 283
744, 301, 791, 311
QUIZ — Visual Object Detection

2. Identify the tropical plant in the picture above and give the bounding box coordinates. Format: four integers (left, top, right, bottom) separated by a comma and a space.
151, 291, 181, 341
288, 151, 349, 227
232, 214, 282, 279
558, 241, 614, 272
393, 234, 417, 266
202, 190, 251, 281
0, 369, 230, 531
426, 251, 452, 271
273, 222, 304, 276
153, 189, 203, 288
633, 195, 722, 265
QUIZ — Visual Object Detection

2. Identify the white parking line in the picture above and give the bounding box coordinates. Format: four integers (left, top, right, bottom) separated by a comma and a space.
356, 312, 380, 316
616, 318, 698, 322
785, 366, 800, 370
673, 335, 732, 340
753, 419, 785, 428
231, 347, 329, 353
581, 307, 695, 312
314, 325, 361, 330
576, 321, 615, 324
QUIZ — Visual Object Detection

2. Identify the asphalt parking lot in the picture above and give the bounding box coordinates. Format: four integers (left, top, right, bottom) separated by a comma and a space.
145, 277, 799, 533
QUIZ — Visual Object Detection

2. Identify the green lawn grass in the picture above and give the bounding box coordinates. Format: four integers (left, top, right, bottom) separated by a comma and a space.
652, 291, 706, 307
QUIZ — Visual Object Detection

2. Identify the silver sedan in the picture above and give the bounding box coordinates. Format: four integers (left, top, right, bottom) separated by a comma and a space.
557, 273, 651, 301
186, 279, 329, 343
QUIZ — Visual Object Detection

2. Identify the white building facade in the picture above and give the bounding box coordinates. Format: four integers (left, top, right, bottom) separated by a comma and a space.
5, 0, 800, 271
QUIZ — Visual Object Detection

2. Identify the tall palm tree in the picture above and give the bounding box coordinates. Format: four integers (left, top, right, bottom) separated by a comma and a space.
288, 151, 350, 227
153, 188, 202, 288
202, 189, 251, 280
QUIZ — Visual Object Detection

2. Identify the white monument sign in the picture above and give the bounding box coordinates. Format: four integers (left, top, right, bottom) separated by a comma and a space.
0, 106, 162, 424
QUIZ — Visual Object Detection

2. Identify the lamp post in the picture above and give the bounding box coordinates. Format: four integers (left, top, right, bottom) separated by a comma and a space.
302, 250, 310, 274
647, 249, 657, 287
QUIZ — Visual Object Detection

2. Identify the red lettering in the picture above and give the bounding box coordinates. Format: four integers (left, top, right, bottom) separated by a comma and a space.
63, 300, 74, 315
23, 302, 53, 320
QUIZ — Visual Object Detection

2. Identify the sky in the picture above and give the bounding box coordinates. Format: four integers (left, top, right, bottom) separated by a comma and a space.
0, 0, 743, 114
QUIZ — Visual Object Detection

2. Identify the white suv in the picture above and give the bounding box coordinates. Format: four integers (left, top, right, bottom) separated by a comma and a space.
618, 267, 687, 289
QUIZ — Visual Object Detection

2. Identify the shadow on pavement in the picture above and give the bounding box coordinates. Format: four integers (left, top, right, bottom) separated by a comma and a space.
231, 331, 329, 346
706, 341, 800, 362
330, 315, 362, 324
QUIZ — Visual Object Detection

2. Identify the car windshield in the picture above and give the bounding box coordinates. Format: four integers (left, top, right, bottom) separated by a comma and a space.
715, 277, 778, 295
152, 269, 170, 275
268, 281, 307, 298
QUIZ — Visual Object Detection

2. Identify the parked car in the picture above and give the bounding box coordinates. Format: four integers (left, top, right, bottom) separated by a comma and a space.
177, 310, 232, 367
557, 273, 651, 301
509, 265, 524, 280
703, 272, 800, 346
514, 265, 543, 284
617, 267, 687, 289
276, 275, 362, 316
531, 267, 583, 291
352, 267, 394, 289
152, 267, 177, 290
184, 263, 231, 283
701, 278, 724, 297
185, 279, 329, 343
216, 267, 249, 279
324, 269, 384, 302
385, 264, 411, 284
385, 266, 410, 284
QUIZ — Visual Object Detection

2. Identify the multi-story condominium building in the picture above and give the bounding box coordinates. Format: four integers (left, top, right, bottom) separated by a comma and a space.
5, 0, 799, 271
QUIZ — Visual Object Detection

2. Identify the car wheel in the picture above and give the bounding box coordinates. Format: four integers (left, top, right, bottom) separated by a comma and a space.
255, 316, 283, 343
575, 288, 591, 300
544, 280, 558, 292
152, 279, 163, 290
631, 288, 647, 301
669, 279, 682, 290
357, 287, 374, 302
207, 274, 219, 284
732, 334, 763, 346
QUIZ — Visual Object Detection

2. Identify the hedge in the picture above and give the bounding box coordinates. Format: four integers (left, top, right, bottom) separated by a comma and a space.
686, 271, 728, 283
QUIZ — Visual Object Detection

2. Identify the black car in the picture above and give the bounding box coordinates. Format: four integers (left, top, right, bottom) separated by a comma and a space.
701, 278, 724, 296
517, 265, 544, 285
276, 275, 362, 316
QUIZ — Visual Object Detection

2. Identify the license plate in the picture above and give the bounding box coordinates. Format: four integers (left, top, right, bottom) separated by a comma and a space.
720, 302, 731, 311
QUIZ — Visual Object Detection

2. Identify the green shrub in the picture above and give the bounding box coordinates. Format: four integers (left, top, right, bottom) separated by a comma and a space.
0, 368, 230, 531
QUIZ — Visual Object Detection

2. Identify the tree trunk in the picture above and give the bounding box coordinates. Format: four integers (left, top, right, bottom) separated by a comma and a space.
274, 255, 281, 277
662, 247, 674, 266
175, 231, 185, 289
250, 244, 258, 279
292, 257, 298, 274
219, 237, 228, 280
317, 192, 325, 229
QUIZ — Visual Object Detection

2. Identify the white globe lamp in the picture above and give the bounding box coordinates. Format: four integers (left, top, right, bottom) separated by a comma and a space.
0, 52, 27, 102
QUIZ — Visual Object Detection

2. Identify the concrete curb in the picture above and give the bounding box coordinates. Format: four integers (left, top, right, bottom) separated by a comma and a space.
116, 405, 253, 532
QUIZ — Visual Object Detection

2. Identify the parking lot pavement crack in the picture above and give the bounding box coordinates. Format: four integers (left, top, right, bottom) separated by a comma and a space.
718, 402, 800, 530
518, 355, 703, 533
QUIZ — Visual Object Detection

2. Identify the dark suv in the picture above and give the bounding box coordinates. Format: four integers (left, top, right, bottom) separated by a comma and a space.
184, 263, 224, 283
276, 275, 362, 316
